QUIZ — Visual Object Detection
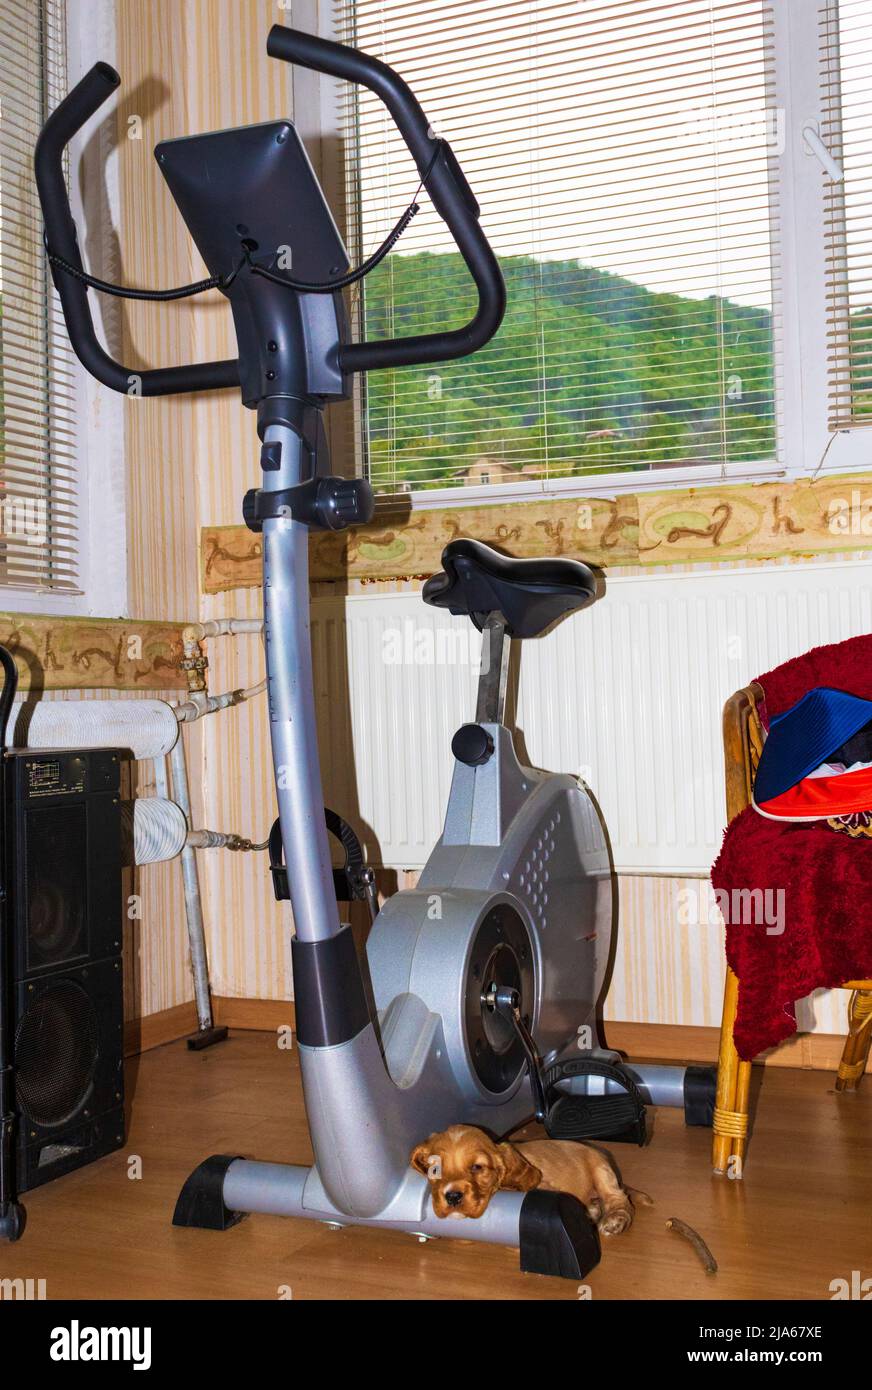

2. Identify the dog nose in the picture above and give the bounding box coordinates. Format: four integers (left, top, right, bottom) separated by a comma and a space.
445, 1190, 463, 1207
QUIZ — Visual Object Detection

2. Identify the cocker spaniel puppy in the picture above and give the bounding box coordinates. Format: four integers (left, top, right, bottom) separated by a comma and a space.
411, 1124, 643, 1235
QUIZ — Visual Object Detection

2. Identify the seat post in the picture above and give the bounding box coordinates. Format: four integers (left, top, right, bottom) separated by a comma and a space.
475, 613, 511, 725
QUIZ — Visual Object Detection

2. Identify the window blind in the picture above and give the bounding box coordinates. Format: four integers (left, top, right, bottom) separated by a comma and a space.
0, 0, 79, 591
823, 0, 872, 430
341, 0, 779, 496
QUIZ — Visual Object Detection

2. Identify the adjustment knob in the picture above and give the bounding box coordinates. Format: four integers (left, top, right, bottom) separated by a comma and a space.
242, 489, 262, 533
451, 723, 494, 767
315, 478, 376, 531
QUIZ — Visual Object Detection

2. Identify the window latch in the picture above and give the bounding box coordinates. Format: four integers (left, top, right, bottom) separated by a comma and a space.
801, 121, 844, 183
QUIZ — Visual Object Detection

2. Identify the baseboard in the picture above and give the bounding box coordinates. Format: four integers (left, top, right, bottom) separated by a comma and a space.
605, 1020, 869, 1074
123, 1000, 866, 1075
124, 1002, 199, 1057
212, 995, 295, 1032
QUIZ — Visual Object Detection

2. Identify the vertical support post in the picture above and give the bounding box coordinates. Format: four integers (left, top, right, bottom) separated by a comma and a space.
166, 735, 223, 1042
475, 614, 511, 725
260, 422, 341, 944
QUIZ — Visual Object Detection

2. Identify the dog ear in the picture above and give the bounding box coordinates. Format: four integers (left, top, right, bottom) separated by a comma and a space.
410, 1139, 438, 1177
497, 1142, 542, 1191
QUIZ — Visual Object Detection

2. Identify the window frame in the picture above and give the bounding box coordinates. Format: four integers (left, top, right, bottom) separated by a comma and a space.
0, 0, 127, 618
324, 0, 872, 510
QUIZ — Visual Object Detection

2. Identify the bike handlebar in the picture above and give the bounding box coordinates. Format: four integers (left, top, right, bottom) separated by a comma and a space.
34, 62, 239, 397
267, 25, 506, 372
35, 29, 505, 398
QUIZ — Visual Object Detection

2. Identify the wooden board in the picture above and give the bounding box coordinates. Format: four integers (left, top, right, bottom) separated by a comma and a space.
202, 473, 872, 591
637, 474, 872, 565
0, 615, 188, 691
202, 494, 640, 591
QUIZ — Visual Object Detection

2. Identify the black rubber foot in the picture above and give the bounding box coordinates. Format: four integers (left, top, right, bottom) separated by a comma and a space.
187, 1025, 230, 1051
0, 1202, 27, 1242
684, 1064, 717, 1127
172, 1155, 246, 1230
519, 1190, 600, 1279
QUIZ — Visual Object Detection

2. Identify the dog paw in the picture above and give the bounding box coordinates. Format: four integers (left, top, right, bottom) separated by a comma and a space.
598, 1208, 632, 1237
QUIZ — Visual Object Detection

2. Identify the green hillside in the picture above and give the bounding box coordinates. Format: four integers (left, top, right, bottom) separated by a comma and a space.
361, 252, 775, 491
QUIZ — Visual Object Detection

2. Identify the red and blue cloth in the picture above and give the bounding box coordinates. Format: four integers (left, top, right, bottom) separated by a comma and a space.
753, 686, 872, 821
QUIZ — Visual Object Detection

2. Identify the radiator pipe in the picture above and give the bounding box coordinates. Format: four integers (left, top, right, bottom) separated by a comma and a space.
180, 619, 264, 696
168, 732, 216, 1036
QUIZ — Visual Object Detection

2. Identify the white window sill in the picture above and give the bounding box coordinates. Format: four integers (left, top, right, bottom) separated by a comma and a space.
376, 445, 871, 514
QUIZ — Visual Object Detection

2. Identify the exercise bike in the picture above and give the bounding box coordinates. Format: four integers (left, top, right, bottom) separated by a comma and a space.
35, 25, 713, 1277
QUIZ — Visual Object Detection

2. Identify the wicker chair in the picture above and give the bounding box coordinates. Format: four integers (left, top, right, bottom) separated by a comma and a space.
713, 681, 872, 1176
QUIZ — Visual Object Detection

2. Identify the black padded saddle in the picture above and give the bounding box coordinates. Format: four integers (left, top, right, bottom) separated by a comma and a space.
422, 538, 599, 638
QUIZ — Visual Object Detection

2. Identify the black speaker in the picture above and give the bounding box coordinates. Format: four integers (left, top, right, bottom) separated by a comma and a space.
3, 748, 125, 1196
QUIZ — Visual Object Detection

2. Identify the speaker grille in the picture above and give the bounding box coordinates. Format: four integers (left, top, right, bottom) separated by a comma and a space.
15, 981, 99, 1128
25, 804, 87, 969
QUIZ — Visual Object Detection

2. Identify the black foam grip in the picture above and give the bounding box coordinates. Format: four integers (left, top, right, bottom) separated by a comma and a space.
35, 66, 239, 397
267, 26, 505, 371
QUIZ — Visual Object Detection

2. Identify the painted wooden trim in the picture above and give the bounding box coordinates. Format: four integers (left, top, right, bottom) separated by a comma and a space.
0, 614, 188, 690
201, 472, 872, 591
202, 493, 638, 591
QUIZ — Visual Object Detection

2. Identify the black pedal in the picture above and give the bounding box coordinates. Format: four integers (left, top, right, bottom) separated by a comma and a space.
543, 1059, 648, 1146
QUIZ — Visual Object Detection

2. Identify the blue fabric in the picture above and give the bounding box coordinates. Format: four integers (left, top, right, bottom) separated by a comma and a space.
754, 686, 872, 803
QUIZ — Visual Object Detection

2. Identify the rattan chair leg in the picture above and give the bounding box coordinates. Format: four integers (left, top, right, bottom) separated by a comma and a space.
835, 989, 872, 1093
713, 966, 744, 1174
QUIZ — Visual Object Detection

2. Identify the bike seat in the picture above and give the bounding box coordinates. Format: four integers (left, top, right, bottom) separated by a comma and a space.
422, 539, 599, 637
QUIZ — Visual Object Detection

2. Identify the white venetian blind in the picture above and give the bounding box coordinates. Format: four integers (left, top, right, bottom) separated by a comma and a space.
341, 0, 779, 497
0, 0, 79, 591
823, 0, 872, 429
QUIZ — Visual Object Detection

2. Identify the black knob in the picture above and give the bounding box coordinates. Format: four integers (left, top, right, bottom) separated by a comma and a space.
314, 478, 376, 531
452, 723, 494, 767
242, 489, 262, 533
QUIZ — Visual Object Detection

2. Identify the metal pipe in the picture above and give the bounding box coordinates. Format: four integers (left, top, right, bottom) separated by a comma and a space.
260, 423, 341, 944
475, 615, 511, 724
168, 730, 215, 1034
175, 680, 266, 723
222, 1159, 526, 1246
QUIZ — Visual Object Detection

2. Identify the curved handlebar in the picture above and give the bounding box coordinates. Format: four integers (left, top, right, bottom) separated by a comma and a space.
36, 30, 505, 396
34, 63, 239, 398
267, 25, 506, 373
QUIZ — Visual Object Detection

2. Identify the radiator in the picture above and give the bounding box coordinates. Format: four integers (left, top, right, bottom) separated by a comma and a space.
312, 558, 872, 876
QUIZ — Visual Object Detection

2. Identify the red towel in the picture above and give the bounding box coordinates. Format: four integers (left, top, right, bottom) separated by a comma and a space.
711, 809, 872, 1058
711, 633, 872, 1059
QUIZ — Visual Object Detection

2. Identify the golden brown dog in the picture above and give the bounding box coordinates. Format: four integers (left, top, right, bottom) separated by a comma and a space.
411, 1124, 645, 1235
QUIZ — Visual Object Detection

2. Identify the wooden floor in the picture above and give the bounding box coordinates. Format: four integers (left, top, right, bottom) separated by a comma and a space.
4, 1032, 870, 1301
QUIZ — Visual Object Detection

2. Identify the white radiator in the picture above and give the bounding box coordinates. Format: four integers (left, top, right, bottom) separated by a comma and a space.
312, 558, 872, 876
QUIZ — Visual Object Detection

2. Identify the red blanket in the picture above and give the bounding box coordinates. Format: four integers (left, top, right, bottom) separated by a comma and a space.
711, 634, 872, 1059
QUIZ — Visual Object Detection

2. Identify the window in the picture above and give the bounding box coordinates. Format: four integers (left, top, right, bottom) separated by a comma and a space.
823, 0, 872, 429
0, 0, 79, 591
342, 0, 780, 496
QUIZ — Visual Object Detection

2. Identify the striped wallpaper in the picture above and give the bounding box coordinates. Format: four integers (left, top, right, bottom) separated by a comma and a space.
109, 0, 852, 1039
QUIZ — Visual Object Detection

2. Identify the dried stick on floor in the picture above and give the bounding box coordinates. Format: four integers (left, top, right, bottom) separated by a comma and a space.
666, 1217, 718, 1274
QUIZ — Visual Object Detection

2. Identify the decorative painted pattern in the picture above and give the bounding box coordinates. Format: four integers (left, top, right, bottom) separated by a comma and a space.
202, 472, 872, 590
0, 615, 187, 690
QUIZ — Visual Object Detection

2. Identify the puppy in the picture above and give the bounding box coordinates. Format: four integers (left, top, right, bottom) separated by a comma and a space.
411, 1124, 643, 1236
